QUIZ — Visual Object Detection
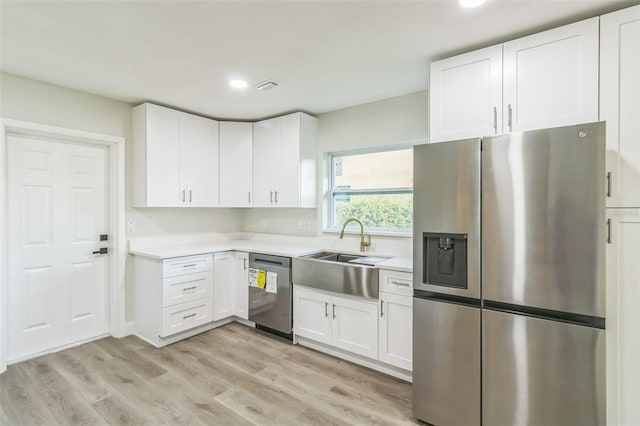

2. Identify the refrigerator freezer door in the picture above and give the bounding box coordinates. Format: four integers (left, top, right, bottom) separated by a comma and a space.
413, 297, 481, 426
413, 138, 481, 298
483, 309, 605, 426
482, 122, 605, 317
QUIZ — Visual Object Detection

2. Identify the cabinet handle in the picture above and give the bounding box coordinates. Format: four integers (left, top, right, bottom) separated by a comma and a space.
182, 264, 197, 268
183, 313, 197, 319
380, 300, 384, 317
182, 190, 186, 202
606, 172, 612, 198
332, 304, 336, 319
390, 280, 410, 287
189, 190, 192, 202
493, 106, 497, 134
183, 286, 197, 291
243, 258, 247, 270
325, 302, 329, 318
274, 191, 278, 203
508, 104, 513, 132
607, 218, 612, 244
270, 191, 273, 203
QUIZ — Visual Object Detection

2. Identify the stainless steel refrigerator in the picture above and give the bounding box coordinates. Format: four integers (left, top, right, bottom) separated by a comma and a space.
412, 122, 606, 426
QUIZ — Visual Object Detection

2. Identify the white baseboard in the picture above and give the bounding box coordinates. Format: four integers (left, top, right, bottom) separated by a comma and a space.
7, 332, 111, 366
296, 336, 412, 383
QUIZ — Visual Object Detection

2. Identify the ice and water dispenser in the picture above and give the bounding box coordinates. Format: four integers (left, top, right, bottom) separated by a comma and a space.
422, 232, 468, 289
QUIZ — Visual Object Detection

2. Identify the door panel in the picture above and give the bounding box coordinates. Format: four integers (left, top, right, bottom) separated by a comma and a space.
252, 119, 278, 206
8, 135, 109, 361
483, 309, 605, 426
146, 108, 182, 206
482, 124, 605, 317
182, 115, 219, 207
413, 297, 480, 426
276, 114, 300, 207
429, 44, 503, 142
331, 296, 377, 359
219, 122, 253, 207
503, 18, 599, 131
378, 292, 412, 370
294, 287, 332, 345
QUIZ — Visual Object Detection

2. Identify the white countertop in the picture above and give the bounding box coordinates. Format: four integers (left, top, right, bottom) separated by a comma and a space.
129, 238, 413, 272
376, 256, 413, 273
129, 240, 320, 260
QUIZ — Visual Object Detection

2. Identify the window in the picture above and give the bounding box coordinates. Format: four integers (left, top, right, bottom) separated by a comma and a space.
329, 147, 413, 234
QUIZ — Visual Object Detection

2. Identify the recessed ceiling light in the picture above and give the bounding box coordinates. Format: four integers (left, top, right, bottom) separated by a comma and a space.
229, 79, 248, 89
460, 0, 487, 8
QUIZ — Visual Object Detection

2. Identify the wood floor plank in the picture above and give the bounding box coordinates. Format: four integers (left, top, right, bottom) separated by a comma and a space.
17, 358, 107, 425
0, 363, 54, 425
0, 322, 416, 425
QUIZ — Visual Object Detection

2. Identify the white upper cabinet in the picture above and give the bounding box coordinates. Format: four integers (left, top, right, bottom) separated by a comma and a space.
429, 17, 599, 142
601, 5, 640, 208
219, 122, 253, 207
132, 103, 219, 207
429, 45, 503, 143
252, 112, 317, 207
503, 17, 599, 132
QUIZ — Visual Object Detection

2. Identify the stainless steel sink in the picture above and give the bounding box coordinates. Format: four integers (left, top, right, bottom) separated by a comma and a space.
292, 251, 389, 299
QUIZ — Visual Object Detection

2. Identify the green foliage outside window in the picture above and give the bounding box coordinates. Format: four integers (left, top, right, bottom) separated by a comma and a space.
335, 195, 413, 231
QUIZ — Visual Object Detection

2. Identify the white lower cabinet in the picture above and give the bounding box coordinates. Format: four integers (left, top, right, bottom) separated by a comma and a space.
294, 286, 378, 358
133, 253, 214, 347
378, 292, 413, 371
233, 252, 249, 320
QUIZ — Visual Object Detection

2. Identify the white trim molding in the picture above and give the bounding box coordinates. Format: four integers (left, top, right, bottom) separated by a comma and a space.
0, 118, 127, 373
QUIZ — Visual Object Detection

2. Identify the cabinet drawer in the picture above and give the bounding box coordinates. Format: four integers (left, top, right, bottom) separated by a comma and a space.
379, 270, 413, 296
162, 272, 212, 307
161, 298, 212, 337
162, 254, 212, 278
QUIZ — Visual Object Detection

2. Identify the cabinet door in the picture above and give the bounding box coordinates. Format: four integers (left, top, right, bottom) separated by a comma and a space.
331, 295, 378, 359
252, 119, 278, 206
233, 252, 249, 320
606, 211, 640, 426
181, 115, 219, 207
213, 252, 234, 321
146, 107, 183, 206
293, 286, 332, 345
275, 114, 301, 207
219, 122, 253, 207
429, 45, 503, 143
601, 6, 640, 208
378, 292, 412, 371
503, 17, 599, 132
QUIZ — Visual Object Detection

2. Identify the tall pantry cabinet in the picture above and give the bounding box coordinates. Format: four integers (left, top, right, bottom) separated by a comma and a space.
600, 5, 640, 426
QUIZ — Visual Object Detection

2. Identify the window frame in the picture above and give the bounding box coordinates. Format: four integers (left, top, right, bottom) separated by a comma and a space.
326, 144, 414, 236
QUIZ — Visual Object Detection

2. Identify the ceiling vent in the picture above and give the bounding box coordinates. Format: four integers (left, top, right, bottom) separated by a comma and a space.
255, 80, 279, 91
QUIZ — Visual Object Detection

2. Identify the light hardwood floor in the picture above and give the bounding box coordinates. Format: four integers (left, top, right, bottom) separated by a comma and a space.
0, 322, 418, 425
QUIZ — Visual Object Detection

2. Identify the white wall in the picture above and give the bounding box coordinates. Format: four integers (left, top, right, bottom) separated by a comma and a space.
0, 72, 244, 320
243, 90, 428, 255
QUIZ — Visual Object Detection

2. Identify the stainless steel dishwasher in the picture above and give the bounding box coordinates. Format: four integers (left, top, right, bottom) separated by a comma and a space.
248, 253, 292, 337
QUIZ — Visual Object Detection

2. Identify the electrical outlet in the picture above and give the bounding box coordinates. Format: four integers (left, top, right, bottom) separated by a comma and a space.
127, 220, 136, 233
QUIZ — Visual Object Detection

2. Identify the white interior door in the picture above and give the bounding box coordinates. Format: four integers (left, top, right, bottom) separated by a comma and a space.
8, 135, 109, 362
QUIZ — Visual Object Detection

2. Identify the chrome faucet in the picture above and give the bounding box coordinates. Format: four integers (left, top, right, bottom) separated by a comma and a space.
339, 217, 371, 252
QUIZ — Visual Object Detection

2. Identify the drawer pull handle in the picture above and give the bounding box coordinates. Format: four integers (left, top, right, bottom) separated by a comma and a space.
183, 286, 197, 291
390, 280, 410, 286
183, 313, 197, 319
182, 264, 198, 268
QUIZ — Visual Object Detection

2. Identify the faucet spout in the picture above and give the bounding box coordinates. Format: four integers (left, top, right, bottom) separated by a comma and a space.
339, 217, 371, 252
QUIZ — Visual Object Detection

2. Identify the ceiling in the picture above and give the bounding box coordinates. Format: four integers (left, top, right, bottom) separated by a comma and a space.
0, 0, 634, 120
